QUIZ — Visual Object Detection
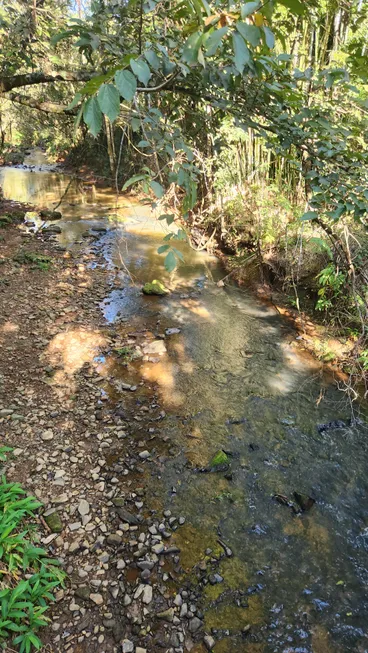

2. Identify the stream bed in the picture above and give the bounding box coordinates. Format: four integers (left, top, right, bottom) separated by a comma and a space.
1, 152, 368, 652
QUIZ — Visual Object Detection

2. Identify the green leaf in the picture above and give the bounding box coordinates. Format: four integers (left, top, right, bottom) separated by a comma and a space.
236, 22, 261, 47
122, 174, 148, 191
144, 49, 160, 71
74, 102, 85, 138
97, 84, 120, 122
200, 0, 211, 16
232, 32, 251, 74
130, 58, 151, 86
150, 180, 164, 198
83, 97, 102, 137
263, 26, 275, 49
66, 92, 82, 110
182, 32, 203, 65
80, 73, 112, 95
158, 244, 170, 253
241, 1, 261, 18
164, 250, 177, 272
301, 211, 318, 221
277, 0, 305, 15
115, 70, 137, 101
206, 26, 228, 56
171, 247, 185, 261
158, 214, 175, 225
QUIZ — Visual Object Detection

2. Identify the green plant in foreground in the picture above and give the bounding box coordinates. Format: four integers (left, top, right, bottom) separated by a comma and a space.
315, 263, 346, 313
0, 447, 65, 652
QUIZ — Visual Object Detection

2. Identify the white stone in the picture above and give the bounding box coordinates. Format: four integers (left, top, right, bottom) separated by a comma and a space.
78, 499, 90, 516
142, 585, 153, 604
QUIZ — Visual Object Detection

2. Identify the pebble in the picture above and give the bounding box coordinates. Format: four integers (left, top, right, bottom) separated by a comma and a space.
90, 593, 104, 606
78, 499, 90, 516
122, 640, 134, 653
41, 429, 54, 441
142, 585, 153, 604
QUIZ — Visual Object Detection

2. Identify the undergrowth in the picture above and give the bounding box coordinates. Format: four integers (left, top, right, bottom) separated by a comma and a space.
0, 447, 65, 652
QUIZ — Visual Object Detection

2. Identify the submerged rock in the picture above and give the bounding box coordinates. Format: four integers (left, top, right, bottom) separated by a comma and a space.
142, 280, 169, 296
42, 224, 62, 234
206, 449, 229, 472
40, 209, 62, 220
142, 340, 166, 356
293, 492, 315, 512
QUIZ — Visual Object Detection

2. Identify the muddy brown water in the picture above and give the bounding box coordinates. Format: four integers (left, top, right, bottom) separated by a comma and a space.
1, 152, 368, 652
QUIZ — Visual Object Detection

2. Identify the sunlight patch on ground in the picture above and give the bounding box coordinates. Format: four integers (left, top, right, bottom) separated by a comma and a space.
45, 328, 106, 396
180, 298, 212, 320
140, 359, 183, 406
1, 320, 19, 334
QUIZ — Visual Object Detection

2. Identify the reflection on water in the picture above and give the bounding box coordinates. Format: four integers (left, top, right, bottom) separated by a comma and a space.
1, 156, 368, 652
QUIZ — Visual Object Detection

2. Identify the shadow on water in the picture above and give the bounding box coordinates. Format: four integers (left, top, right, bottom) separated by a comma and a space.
1, 158, 368, 652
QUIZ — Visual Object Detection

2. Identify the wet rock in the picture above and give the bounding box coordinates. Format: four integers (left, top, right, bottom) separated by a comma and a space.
44, 510, 63, 533
217, 539, 233, 557
142, 280, 169, 296
293, 492, 315, 512
142, 340, 166, 356
205, 450, 229, 473
40, 209, 62, 220
42, 224, 62, 234
317, 419, 348, 433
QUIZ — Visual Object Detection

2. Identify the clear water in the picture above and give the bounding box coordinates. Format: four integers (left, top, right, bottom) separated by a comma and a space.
1, 155, 367, 652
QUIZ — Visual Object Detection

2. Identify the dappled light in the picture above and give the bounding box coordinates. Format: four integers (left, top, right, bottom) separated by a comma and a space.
1, 320, 19, 334
1, 0, 368, 649
45, 328, 106, 396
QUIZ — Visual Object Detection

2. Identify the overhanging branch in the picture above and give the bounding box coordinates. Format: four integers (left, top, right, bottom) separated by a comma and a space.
0, 70, 96, 93
1, 92, 76, 115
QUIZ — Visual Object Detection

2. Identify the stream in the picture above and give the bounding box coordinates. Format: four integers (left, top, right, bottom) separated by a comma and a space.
1, 150, 368, 652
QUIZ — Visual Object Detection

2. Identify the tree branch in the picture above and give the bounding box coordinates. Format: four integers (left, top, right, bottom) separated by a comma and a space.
1, 92, 76, 115
0, 70, 96, 93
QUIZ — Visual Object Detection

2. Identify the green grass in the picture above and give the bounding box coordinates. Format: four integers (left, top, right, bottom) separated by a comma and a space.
0, 447, 65, 652
115, 346, 136, 362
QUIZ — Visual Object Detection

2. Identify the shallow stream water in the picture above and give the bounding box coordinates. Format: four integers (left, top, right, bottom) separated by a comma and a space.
1, 152, 368, 652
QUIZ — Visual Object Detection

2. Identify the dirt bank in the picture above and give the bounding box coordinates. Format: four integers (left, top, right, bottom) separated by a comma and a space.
0, 219, 212, 653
